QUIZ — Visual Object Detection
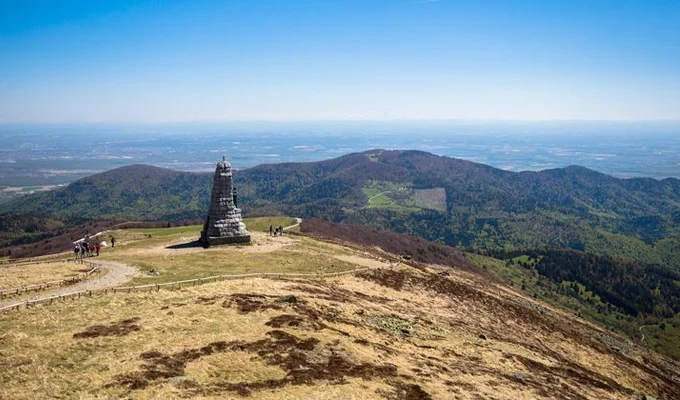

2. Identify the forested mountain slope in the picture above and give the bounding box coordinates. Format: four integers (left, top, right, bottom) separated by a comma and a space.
3, 150, 679, 266
1, 165, 212, 221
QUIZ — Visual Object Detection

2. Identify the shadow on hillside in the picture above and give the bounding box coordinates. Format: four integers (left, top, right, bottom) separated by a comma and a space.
166, 240, 203, 250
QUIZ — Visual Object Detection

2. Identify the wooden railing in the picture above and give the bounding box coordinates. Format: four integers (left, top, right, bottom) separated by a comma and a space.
0, 256, 72, 266
0, 260, 99, 299
0, 266, 372, 313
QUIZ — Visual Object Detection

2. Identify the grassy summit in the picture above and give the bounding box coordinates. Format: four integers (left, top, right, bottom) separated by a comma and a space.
1, 223, 679, 399
97, 218, 361, 285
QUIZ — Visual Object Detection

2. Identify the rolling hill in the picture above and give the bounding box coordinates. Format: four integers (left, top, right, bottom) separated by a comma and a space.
3, 150, 678, 267
1, 164, 212, 221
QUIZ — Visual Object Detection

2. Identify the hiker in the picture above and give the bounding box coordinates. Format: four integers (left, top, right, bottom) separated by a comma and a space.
74, 244, 80, 260
95, 242, 101, 256
111, 236, 116, 247
269, 225, 273, 236
278, 225, 284, 235
88, 243, 95, 257
81, 242, 88, 258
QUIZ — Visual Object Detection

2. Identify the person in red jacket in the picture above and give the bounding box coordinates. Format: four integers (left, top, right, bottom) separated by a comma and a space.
95, 242, 101, 256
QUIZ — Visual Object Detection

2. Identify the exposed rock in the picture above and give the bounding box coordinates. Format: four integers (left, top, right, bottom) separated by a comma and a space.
200, 157, 251, 246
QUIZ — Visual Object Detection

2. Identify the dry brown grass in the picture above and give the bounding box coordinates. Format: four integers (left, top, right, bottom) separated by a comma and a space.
0, 261, 89, 290
1, 256, 678, 399
1, 223, 678, 399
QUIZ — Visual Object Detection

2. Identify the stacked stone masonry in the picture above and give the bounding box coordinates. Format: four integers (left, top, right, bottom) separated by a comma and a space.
201, 157, 251, 246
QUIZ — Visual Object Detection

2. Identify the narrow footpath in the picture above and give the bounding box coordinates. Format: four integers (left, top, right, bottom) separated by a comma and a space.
1, 218, 302, 311
283, 217, 303, 231
0, 260, 139, 309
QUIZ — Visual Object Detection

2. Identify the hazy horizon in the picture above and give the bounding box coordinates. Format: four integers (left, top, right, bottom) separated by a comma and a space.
2, 119, 680, 125
1, 121, 678, 196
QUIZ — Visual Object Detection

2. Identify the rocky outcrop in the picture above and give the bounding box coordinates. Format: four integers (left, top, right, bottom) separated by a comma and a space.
200, 157, 250, 246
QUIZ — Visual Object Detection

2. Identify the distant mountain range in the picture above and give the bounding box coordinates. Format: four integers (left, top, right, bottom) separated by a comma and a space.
3, 150, 679, 266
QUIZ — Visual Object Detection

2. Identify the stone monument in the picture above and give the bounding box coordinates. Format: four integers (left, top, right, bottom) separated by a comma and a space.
200, 156, 251, 246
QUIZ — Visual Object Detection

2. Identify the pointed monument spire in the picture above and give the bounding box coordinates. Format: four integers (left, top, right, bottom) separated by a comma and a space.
200, 156, 250, 246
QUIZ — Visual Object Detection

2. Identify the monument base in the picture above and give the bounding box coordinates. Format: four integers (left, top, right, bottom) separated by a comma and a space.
200, 234, 251, 247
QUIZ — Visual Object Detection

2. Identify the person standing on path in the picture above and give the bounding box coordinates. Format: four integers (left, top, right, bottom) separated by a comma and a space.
111, 236, 116, 247
269, 225, 273, 236
74, 244, 80, 260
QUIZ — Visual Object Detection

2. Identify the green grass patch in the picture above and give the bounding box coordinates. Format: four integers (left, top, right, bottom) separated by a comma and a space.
97, 218, 357, 285
368, 193, 392, 206
362, 181, 422, 212
643, 315, 680, 360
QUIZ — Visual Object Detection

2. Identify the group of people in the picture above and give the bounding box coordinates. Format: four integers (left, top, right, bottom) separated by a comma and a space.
269, 225, 284, 236
74, 242, 100, 259
73, 235, 115, 260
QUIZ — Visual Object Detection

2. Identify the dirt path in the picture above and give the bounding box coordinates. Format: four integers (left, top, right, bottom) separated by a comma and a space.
2, 218, 301, 310
639, 324, 654, 343
368, 191, 391, 202
0, 260, 139, 309
283, 217, 302, 231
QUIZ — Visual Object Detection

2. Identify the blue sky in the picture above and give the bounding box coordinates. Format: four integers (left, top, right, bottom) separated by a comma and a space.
1, 0, 678, 122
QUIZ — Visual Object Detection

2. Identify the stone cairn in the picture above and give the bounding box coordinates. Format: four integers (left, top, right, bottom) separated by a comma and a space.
200, 157, 251, 246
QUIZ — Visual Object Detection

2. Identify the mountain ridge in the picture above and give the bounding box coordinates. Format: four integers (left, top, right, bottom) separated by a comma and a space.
2, 149, 679, 266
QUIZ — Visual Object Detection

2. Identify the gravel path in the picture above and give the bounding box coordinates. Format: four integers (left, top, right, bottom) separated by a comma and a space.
1, 219, 301, 311
0, 260, 139, 309
283, 217, 302, 231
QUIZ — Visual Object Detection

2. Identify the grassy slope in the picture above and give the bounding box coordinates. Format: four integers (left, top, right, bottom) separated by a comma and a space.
5, 216, 678, 363
466, 252, 680, 360
1, 247, 679, 399
0, 261, 88, 289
